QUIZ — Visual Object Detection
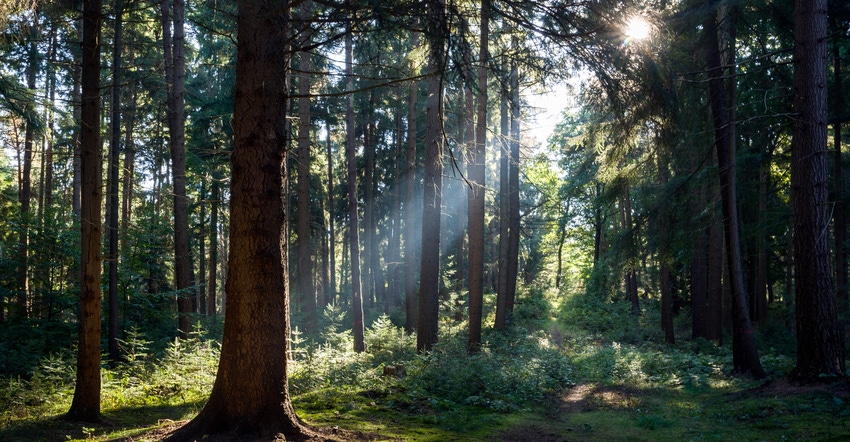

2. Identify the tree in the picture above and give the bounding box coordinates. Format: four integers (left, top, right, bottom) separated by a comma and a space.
106, 0, 124, 364
467, 0, 488, 352
345, 24, 366, 353
161, 0, 193, 337
790, 0, 845, 380
704, 7, 765, 378
65, 0, 103, 422
404, 29, 420, 333
417, 0, 447, 352
165, 0, 325, 439
296, 2, 317, 334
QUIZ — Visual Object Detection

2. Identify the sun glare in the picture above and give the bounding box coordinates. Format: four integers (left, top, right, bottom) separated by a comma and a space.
625, 16, 651, 41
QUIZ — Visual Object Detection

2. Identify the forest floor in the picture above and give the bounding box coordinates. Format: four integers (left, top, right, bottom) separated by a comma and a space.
3, 298, 850, 441
3, 376, 849, 441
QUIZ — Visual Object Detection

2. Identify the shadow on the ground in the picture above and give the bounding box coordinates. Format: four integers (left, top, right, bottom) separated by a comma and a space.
0, 402, 203, 442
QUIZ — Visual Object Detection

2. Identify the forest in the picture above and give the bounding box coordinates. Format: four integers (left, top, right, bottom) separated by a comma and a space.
1, 0, 849, 440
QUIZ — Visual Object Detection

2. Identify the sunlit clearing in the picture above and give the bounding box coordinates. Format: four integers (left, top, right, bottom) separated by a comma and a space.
625, 16, 651, 41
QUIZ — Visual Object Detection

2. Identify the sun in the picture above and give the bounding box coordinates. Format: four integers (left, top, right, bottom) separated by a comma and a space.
625, 16, 651, 41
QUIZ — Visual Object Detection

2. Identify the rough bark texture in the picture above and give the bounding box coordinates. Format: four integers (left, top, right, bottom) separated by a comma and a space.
467, 0, 488, 353
790, 0, 845, 380
417, 0, 446, 352
65, 0, 103, 423
165, 2, 322, 439
705, 10, 765, 378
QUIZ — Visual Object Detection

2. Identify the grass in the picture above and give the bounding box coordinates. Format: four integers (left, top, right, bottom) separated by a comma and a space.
1, 293, 848, 441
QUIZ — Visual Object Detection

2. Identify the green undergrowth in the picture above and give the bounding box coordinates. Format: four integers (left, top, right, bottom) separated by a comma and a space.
1, 291, 848, 441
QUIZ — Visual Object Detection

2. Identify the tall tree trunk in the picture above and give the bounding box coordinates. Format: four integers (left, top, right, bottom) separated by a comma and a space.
707, 202, 724, 344
345, 27, 365, 353
162, 0, 193, 337
790, 0, 845, 380
504, 55, 521, 322
404, 30, 420, 333
165, 2, 322, 437
417, 0, 446, 352
326, 121, 335, 303
106, 0, 124, 364
832, 19, 847, 321
704, 9, 765, 378
198, 182, 207, 316
66, 0, 103, 422
296, 25, 316, 333
658, 156, 674, 344
691, 171, 709, 339
495, 73, 510, 330
622, 187, 640, 314
754, 164, 768, 323
363, 99, 376, 308
207, 178, 219, 319
467, 0, 488, 352
16, 11, 40, 317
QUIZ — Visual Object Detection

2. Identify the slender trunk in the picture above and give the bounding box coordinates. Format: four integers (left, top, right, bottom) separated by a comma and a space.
404, 30, 420, 332
106, 0, 124, 363
467, 0, 488, 352
198, 182, 207, 316
17, 11, 40, 317
345, 28, 365, 352
162, 0, 192, 337
705, 9, 765, 377
707, 205, 724, 344
417, 0, 446, 351
658, 157, 674, 344
326, 121, 335, 303
296, 35, 316, 333
207, 179, 219, 319
495, 77, 510, 330
504, 56, 521, 321
364, 100, 376, 308
755, 164, 768, 323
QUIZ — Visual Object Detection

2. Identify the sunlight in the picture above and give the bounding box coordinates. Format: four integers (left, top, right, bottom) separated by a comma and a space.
625, 16, 651, 41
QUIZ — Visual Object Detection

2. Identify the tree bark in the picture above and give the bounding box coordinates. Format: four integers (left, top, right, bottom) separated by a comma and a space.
504, 55, 521, 322
162, 0, 193, 337
326, 121, 336, 303
704, 9, 765, 378
404, 30, 420, 333
790, 0, 845, 380
165, 2, 321, 439
417, 0, 446, 352
106, 0, 124, 364
65, 0, 103, 422
207, 179, 219, 319
467, 0, 488, 353
495, 83, 510, 330
345, 27, 366, 353
296, 17, 316, 333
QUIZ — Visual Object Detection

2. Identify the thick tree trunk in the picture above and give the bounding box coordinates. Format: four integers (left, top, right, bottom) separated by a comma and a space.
165, 2, 321, 439
345, 28, 366, 353
467, 0, 488, 353
417, 0, 446, 351
65, 0, 103, 422
790, 0, 845, 380
106, 0, 123, 364
705, 10, 765, 378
